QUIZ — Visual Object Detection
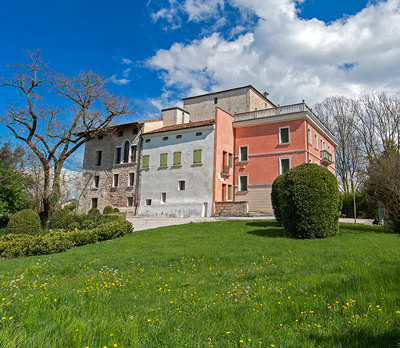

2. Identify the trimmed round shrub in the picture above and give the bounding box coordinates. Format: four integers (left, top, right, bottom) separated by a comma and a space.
113, 207, 120, 213
6, 209, 41, 236
271, 174, 285, 226
87, 208, 100, 220
280, 164, 341, 239
103, 206, 114, 214
49, 209, 68, 230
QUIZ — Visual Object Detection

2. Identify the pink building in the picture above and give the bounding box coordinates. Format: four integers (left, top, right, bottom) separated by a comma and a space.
233, 102, 337, 214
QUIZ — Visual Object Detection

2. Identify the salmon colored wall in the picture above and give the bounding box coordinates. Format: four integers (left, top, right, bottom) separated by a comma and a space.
213, 108, 235, 213
234, 119, 308, 185
305, 121, 336, 174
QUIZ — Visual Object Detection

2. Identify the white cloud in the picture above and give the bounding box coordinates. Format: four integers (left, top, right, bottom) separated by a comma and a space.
122, 58, 133, 64
109, 75, 131, 86
148, 0, 400, 106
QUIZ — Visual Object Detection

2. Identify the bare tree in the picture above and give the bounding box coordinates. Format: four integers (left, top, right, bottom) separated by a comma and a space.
314, 96, 364, 193
1, 50, 132, 227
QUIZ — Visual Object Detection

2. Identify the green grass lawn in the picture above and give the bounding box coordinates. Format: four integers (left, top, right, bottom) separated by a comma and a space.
0, 221, 399, 348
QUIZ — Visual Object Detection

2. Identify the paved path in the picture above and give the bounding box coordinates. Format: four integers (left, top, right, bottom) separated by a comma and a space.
127, 216, 374, 232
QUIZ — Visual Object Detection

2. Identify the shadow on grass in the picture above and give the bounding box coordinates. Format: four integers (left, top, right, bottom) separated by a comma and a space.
246, 221, 285, 238
339, 222, 396, 235
308, 328, 399, 348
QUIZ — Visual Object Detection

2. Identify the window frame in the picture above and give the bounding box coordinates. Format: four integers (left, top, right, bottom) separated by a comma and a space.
113, 173, 119, 187
173, 151, 182, 166
93, 175, 100, 188
307, 127, 312, 145
178, 180, 186, 191
161, 192, 166, 204
279, 126, 290, 144
128, 172, 135, 187
314, 134, 318, 150
238, 174, 248, 192
239, 145, 249, 162
145, 199, 152, 206
193, 149, 202, 164
95, 150, 102, 167
160, 153, 168, 168
91, 198, 98, 209
130, 145, 137, 163
142, 154, 150, 169
115, 147, 122, 164
279, 157, 291, 175
127, 197, 134, 207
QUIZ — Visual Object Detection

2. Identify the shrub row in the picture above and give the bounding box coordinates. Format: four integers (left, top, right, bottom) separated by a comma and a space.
0, 221, 133, 259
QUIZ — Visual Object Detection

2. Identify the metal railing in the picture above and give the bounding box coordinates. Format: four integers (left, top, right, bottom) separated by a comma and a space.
221, 164, 231, 176
320, 150, 333, 165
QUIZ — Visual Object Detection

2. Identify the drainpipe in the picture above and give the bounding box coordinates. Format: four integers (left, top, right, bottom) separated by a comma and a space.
134, 127, 143, 216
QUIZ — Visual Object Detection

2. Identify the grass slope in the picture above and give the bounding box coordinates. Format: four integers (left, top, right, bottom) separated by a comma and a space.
0, 221, 399, 348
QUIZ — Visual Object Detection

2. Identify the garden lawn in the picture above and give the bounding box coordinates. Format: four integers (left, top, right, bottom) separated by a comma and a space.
0, 221, 399, 348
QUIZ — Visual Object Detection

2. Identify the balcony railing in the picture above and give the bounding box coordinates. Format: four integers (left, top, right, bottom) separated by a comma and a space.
234, 102, 337, 144
221, 164, 231, 176
320, 150, 333, 166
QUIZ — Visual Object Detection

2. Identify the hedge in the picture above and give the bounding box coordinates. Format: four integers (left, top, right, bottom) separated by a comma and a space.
0, 220, 133, 259
6, 209, 41, 236
280, 163, 341, 239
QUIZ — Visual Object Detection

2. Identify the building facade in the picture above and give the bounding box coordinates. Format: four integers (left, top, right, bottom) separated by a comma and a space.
79, 85, 337, 217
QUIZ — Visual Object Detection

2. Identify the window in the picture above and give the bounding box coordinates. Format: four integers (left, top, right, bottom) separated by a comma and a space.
127, 197, 134, 207
128, 172, 134, 187
239, 175, 248, 191
280, 157, 290, 175
214, 97, 218, 104
176, 134, 182, 139
142, 155, 150, 169
163, 136, 169, 141
239, 146, 248, 162
222, 184, 226, 201
314, 134, 318, 149
132, 128, 138, 135
160, 153, 168, 167
279, 127, 290, 144
145, 139, 151, 143
307, 127, 312, 144
118, 130, 123, 137
123, 141, 129, 163
173, 151, 182, 166
145, 199, 152, 206
113, 174, 119, 187
328, 145, 331, 153
321, 140, 326, 151
91, 198, 98, 208
228, 153, 232, 167
308, 158, 312, 163
130, 145, 137, 162
227, 185, 232, 200
93, 175, 99, 188
178, 180, 185, 191
161, 192, 166, 204
196, 132, 202, 136
193, 149, 202, 164
115, 147, 122, 164
95, 150, 102, 166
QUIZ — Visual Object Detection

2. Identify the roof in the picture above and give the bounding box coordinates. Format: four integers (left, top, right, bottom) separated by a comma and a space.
182, 85, 276, 107
144, 119, 215, 135
161, 106, 189, 113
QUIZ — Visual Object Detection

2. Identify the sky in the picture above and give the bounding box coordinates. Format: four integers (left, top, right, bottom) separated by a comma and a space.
1, 0, 400, 165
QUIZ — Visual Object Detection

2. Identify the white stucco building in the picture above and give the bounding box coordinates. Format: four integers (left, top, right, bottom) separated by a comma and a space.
138, 119, 215, 217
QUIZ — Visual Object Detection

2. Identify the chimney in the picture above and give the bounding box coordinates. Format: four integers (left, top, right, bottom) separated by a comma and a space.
263, 92, 269, 98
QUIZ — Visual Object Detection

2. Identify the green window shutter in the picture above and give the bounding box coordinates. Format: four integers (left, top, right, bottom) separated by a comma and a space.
227, 185, 231, 200
193, 149, 202, 164
173, 151, 182, 166
142, 155, 150, 169
160, 153, 168, 167
228, 153, 232, 167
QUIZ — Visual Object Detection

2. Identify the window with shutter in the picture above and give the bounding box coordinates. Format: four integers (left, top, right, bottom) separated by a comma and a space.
193, 149, 202, 164
173, 151, 182, 166
142, 155, 150, 169
160, 153, 168, 167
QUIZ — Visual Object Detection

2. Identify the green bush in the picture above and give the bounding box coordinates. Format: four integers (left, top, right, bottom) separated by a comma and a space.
94, 221, 133, 241
0, 220, 133, 258
280, 164, 341, 239
103, 206, 114, 214
49, 209, 68, 230
113, 207, 120, 213
63, 200, 77, 213
271, 174, 285, 226
87, 208, 100, 217
6, 209, 41, 236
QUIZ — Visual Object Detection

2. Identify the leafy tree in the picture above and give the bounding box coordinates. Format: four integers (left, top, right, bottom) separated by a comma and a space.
0, 144, 32, 224
1, 50, 132, 227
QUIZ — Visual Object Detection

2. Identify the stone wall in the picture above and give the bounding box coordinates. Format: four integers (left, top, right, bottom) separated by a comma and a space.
214, 201, 249, 216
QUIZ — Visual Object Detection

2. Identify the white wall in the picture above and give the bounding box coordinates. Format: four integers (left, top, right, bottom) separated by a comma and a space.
138, 125, 215, 217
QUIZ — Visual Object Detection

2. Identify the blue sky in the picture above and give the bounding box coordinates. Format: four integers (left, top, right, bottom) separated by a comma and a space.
1, 0, 399, 166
